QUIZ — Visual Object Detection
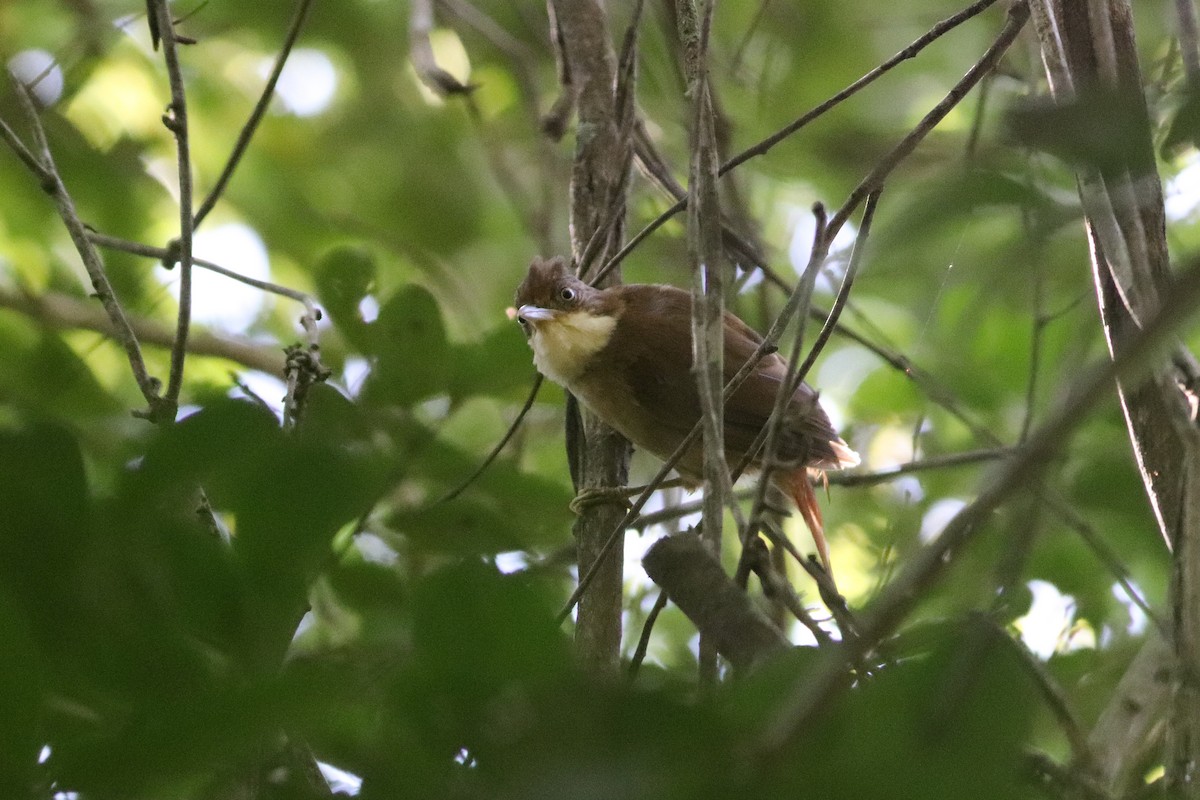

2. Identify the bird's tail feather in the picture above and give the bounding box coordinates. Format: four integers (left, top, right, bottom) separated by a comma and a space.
779, 469, 834, 580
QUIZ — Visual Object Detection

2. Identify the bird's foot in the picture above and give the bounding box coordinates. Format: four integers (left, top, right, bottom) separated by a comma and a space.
569, 486, 634, 515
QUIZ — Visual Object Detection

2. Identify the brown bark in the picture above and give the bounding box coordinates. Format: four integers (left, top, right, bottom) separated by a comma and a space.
1027, 0, 1200, 792
552, 0, 633, 673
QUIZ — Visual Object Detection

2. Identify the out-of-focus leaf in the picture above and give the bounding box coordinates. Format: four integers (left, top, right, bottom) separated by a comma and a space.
361, 284, 449, 408
850, 364, 923, 421
0, 321, 123, 417
449, 323, 535, 401
754, 617, 1036, 799
391, 497, 532, 555
383, 419, 575, 553
0, 593, 42, 789
314, 245, 378, 352
1006, 89, 1155, 176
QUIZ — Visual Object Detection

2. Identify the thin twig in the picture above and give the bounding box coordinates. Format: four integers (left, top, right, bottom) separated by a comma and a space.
88, 231, 318, 315
823, 2, 1029, 241
795, 191, 881, 398
738, 207, 826, 574
410, 0, 476, 96
730, 195, 876, 602
1021, 254, 1047, 443
1040, 491, 1170, 639
153, 0, 196, 412
7, 77, 164, 412
627, 590, 669, 679
742, 535, 833, 646
981, 615, 1095, 768
759, 518, 859, 638
679, 0, 728, 684
827, 447, 1012, 486
730, 0, 773, 75
440, 374, 544, 502
193, 0, 315, 227
540, 0, 576, 141
591, 0, 1002, 285
0, 113, 52, 186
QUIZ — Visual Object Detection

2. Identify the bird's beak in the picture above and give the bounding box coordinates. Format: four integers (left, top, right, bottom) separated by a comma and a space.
517, 304, 557, 325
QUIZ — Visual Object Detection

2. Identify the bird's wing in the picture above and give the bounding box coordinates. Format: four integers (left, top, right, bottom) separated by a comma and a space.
603, 285, 849, 470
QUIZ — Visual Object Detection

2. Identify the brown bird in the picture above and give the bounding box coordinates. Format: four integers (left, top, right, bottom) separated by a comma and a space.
514, 256, 858, 576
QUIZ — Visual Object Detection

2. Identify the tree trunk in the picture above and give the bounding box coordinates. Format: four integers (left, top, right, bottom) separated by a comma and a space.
1027, 0, 1200, 792
552, 0, 633, 673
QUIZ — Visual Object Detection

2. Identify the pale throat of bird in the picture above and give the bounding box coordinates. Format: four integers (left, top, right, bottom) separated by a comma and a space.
528, 309, 618, 386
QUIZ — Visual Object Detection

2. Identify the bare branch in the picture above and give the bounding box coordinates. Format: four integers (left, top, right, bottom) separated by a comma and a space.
643, 532, 790, 672
738, 207, 826, 584
829, 447, 1011, 486
0, 112, 52, 186
6, 76, 164, 413
151, 0, 196, 412
592, 0, 1004, 284
410, 0, 476, 96
193, 0, 315, 227
678, 0, 731, 683
440, 375, 544, 502
0, 286, 285, 374
88, 231, 318, 315
824, 3, 1028, 241
627, 590, 669, 679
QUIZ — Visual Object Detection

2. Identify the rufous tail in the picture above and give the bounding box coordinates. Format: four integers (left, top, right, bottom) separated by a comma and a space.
779, 469, 834, 580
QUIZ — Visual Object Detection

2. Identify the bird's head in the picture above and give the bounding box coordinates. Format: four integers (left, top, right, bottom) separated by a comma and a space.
513, 256, 596, 332
513, 256, 618, 386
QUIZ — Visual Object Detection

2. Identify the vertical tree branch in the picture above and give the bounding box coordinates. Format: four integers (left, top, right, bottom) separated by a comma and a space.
678, 0, 729, 683
152, 0, 195, 414
1178, 0, 1200, 82
551, 0, 633, 673
1026, 0, 1200, 791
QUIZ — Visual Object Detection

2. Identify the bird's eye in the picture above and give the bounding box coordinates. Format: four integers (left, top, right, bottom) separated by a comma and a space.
559, 287, 577, 302
517, 315, 529, 327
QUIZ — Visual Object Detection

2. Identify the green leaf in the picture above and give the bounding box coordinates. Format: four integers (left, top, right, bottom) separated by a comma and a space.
314, 245, 378, 352
361, 285, 450, 407
449, 323, 536, 401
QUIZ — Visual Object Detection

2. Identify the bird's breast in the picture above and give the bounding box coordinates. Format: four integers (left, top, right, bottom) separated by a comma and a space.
528, 310, 618, 387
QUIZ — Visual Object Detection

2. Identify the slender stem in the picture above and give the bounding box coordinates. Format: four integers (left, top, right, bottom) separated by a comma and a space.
8, 77, 163, 411
88, 231, 316, 310
823, 3, 1029, 242
153, 0, 195, 410
738, 208, 826, 575
591, 0, 1003, 285
440, 375, 544, 502
194, 0, 315, 226
627, 591, 669, 679
0, 113, 52, 186
796, 191, 881, 393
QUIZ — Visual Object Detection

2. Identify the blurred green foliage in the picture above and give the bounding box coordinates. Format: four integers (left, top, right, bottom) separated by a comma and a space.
0, 0, 1192, 796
